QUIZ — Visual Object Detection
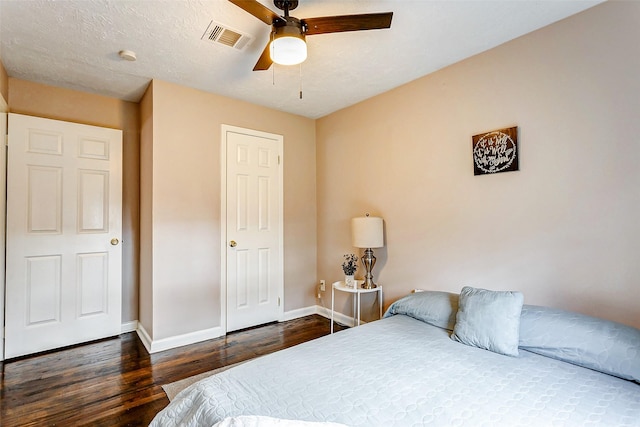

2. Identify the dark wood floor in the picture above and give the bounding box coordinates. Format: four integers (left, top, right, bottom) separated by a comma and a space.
0, 315, 345, 427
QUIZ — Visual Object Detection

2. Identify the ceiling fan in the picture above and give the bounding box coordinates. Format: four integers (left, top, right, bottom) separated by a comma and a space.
229, 0, 393, 71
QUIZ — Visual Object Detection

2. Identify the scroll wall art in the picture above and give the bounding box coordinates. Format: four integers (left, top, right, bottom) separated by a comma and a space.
472, 126, 518, 176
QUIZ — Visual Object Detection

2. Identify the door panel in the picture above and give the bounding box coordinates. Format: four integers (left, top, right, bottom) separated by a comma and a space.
78, 170, 109, 232
77, 252, 108, 316
26, 255, 61, 325
223, 125, 283, 332
5, 113, 122, 359
28, 166, 62, 232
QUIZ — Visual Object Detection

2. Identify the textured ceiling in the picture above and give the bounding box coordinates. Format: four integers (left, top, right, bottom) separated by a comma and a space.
0, 0, 602, 119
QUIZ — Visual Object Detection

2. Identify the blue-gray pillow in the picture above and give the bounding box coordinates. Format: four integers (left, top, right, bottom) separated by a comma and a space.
383, 290, 458, 331
451, 286, 524, 357
519, 305, 640, 382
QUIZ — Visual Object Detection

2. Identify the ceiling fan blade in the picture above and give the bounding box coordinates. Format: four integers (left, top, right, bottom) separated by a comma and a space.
228, 0, 281, 25
303, 12, 393, 36
253, 41, 273, 71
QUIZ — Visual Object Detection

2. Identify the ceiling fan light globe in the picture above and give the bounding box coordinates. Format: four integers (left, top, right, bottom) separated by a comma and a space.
270, 36, 307, 66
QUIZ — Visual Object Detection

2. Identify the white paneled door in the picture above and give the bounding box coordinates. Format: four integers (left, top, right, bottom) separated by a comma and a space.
5, 113, 122, 359
223, 125, 283, 332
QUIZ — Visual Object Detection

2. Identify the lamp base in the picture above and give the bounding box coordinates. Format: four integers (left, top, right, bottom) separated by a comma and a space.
360, 248, 377, 289
361, 281, 377, 289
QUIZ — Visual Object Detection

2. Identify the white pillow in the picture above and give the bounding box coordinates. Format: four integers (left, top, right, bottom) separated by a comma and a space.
451, 286, 524, 357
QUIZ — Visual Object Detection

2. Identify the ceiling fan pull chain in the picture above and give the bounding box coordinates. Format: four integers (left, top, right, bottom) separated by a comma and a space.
271, 31, 276, 86
299, 63, 303, 99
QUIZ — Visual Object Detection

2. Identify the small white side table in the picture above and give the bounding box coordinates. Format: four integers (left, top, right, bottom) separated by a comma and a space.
330, 281, 383, 334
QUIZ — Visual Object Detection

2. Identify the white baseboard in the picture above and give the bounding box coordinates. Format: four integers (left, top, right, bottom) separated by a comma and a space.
316, 305, 359, 327
131, 304, 357, 355
136, 323, 153, 352
281, 305, 318, 321
136, 323, 225, 354
121, 320, 138, 334
284, 304, 357, 327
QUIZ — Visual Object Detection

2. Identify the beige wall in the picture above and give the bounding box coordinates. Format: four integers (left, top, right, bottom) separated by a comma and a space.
317, 1, 640, 329
0, 60, 8, 103
8, 78, 141, 323
141, 79, 316, 341
139, 82, 154, 336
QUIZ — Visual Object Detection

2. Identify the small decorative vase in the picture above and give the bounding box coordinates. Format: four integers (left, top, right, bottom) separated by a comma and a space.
345, 275, 355, 288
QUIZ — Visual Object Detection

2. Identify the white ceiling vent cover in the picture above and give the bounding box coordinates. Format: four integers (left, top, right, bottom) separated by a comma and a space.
202, 20, 253, 50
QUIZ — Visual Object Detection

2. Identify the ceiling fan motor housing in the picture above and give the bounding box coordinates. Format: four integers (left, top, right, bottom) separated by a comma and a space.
274, 0, 299, 13
274, 16, 306, 37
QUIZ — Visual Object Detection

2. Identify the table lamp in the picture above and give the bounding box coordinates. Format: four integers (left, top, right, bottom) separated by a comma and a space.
351, 214, 384, 289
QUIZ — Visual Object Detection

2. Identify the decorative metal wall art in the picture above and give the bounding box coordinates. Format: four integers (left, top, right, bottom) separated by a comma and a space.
472, 126, 518, 175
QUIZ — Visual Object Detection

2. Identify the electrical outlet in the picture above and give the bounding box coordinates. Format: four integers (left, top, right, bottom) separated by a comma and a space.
320, 280, 326, 292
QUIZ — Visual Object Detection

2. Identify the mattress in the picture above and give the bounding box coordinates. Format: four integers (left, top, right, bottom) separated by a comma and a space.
151, 314, 640, 426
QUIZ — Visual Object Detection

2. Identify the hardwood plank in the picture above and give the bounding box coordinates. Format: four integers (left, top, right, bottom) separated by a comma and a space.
0, 315, 345, 426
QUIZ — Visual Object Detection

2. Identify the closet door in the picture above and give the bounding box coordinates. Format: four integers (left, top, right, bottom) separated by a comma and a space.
5, 113, 122, 359
222, 125, 284, 332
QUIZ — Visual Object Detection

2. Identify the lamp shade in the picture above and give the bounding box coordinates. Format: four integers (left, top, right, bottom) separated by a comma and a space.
270, 36, 306, 65
352, 216, 384, 248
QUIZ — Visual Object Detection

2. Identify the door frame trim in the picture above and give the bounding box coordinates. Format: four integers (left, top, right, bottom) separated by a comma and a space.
220, 124, 284, 334
0, 99, 7, 362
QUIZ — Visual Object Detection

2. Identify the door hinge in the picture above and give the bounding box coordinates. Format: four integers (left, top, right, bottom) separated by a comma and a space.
278, 297, 281, 307
277, 155, 280, 165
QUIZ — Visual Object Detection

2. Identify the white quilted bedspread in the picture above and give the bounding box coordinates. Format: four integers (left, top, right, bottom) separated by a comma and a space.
151, 315, 640, 426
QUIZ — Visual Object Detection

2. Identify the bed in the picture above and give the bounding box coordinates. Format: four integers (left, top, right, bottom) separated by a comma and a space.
150, 287, 640, 426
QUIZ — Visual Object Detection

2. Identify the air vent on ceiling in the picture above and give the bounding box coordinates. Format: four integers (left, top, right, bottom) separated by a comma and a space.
201, 20, 253, 51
